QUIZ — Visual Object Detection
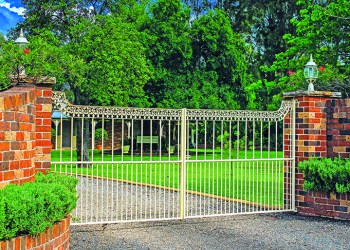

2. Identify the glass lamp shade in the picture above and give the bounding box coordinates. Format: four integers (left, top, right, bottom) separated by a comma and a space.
14, 29, 29, 47
304, 55, 318, 80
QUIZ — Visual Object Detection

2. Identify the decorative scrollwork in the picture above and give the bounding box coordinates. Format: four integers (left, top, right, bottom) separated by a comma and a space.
52, 91, 182, 120
53, 91, 294, 121
186, 100, 295, 121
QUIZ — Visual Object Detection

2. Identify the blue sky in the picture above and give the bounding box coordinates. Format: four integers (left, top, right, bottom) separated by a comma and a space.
0, 0, 24, 35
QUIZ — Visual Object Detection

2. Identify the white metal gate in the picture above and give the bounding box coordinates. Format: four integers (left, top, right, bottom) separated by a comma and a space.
52, 92, 296, 225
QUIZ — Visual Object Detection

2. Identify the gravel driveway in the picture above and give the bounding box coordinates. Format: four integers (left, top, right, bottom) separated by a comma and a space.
70, 213, 350, 250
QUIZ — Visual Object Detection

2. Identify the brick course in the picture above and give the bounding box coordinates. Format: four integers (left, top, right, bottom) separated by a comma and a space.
0, 217, 70, 250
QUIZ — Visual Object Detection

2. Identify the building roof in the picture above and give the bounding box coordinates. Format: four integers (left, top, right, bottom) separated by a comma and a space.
52, 111, 68, 119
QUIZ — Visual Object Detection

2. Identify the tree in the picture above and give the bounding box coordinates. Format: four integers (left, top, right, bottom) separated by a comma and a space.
264, 0, 350, 108
190, 9, 249, 109
182, 0, 215, 19
144, 2, 249, 109
11, 1, 152, 164
0, 35, 17, 90
144, 0, 192, 108
183, 0, 301, 110
67, 15, 151, 107
64, 15, 151, 163
0, 31, 64, 90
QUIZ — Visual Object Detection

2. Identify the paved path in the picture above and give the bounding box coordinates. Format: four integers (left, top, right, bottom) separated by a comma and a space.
70, 213, 350, 250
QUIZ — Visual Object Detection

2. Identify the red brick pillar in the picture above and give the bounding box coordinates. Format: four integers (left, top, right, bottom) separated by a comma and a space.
0, 87, 37, 187
283, 91, 341, 213
0, 80, 54, 188
35, 83, 54, 173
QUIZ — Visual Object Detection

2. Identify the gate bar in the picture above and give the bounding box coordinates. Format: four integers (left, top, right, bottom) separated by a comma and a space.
180, 108, 187, 220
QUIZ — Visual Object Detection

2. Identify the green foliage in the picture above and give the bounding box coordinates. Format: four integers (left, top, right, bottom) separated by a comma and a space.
190, 9, 249, 109
265, 0, 350, 105
51, 128, 56, 140
0, 30, 65, 90
67, 15, 151, 107
0, 35, 16, 90
14, 0, 350, 112
123, 137, 131, 145
144, 0, 192, 107
94, 128, 108, 143
145, 4, 250, 109
0, 172, 78, 241
217, 131, 231, 150
298, 158, 350, 193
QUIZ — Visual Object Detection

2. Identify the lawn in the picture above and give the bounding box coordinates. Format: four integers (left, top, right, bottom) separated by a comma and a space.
51, 149, 289, 206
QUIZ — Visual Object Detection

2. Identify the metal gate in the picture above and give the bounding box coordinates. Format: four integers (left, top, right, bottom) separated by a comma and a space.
52, 92, 296, 225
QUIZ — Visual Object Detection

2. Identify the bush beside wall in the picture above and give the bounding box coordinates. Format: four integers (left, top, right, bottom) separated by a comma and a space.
298, 158, 350, 193
0, 172, 77, 241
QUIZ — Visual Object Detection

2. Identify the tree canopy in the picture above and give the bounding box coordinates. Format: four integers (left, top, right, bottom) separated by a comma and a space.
1, 0, 349, 110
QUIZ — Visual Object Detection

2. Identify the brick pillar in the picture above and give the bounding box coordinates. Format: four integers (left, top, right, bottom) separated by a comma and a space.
0, 87, 37, 187
35, 83, 54, 173
283, 90, 341, 213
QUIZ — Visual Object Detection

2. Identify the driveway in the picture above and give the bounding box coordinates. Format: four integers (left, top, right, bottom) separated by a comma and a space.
70, 213, 350, 250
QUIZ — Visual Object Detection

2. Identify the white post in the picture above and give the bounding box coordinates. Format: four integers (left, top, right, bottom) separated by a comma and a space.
92, 120, 98, 149
180, 108, 187, 220
127, 122, 131, 138
291, 99, 297, 211
53, 120, 59, 150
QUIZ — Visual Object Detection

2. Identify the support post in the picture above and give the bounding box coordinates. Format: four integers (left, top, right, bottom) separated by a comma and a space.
291, 99, 296, 211
180, 108, 187, 220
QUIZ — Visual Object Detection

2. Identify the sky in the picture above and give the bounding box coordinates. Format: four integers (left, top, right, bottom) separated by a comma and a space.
0, 0, 24, 36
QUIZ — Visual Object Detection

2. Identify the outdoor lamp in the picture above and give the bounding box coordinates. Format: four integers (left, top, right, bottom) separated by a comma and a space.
304, 55, 318, 92
14, 29, 29, 79
14, 28, 29, 47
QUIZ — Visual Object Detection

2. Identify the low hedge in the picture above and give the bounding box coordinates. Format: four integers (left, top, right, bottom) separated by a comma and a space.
298, 157, 350, 193
0, 172, 78, 241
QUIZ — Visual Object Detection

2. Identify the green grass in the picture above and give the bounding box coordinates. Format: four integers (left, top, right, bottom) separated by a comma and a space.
51, 149, 287, 206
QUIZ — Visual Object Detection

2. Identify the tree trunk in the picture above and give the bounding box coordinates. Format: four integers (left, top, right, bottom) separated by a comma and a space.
76, 118, 91, 167
75, 88, 91, 167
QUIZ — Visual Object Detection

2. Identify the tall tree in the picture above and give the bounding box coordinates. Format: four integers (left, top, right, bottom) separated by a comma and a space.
12, 0, 152, 163
190, 9, 249, 109
67, 14, 151, 162
66, 15, 151, 107
184, 0, 301, 109
144, 0, 192, 108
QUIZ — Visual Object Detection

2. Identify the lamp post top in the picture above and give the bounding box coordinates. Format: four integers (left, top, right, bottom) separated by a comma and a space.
305, 55, 317, 67
304, 54, 319, 92
14, 29, 29, 47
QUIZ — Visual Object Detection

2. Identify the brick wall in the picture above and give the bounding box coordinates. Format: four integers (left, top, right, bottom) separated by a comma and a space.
0, 217, 70, 250
0, 83, 53, 188
35, 85, 53, 173
326, 99, 350, 158
283, 91, 350, 220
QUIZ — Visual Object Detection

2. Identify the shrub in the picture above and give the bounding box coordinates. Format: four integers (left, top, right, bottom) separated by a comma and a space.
95, 128, 108, 144
51, 128, 56, 140
123, 137, 131, 145
298, 157, 350, 193
0, 172, 78, 241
